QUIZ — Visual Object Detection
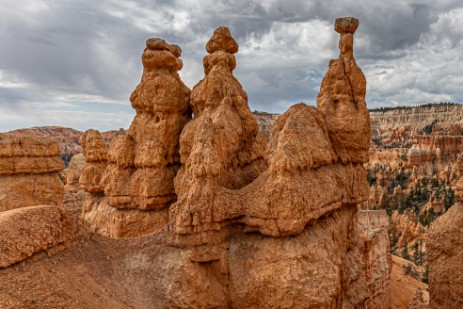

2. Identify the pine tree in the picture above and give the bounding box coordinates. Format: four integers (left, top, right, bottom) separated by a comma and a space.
422, 265, 429, 284
413, 241, 421, 265
402, 241, 411, 261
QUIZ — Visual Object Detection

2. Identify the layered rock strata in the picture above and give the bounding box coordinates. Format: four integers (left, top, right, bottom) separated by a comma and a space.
370, 104, 463, 132
0, 135, 64, 211
317, 17, 370, 164
0, 135, 80, 269
356, 210, 392, 308
164, 19, 373, 306
78, 19, 377, 307
427, 187, 463, 308
63, 153, 86, 210
80, 39, 190, 238
417, 134, 463, 156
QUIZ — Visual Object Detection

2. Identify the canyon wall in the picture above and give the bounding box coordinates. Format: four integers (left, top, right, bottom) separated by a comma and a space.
370, 104, 463, 132
427, 182, 463, 308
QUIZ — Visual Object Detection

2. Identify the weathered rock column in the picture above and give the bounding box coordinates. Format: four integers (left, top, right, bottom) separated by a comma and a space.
80, 39, 191, 238
317, 17, 370, 164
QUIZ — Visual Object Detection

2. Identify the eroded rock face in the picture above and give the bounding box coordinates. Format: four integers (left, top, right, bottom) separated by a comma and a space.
0, 135, 64, 211
170, 25, 267, 252
165, 20, 373, 306
427, 192, 463, 308
80, 39, 190, 238
356, 210, 392, 308
0, 135, 81, 269
63, 153, 86, 210
79, 129, 107, 194
0, 205, 79, 268
78, 19, 376, 307
317, 17, 370, 164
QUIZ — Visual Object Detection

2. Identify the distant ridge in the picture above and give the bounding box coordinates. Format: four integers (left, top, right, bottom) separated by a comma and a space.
369, 102, 461, 113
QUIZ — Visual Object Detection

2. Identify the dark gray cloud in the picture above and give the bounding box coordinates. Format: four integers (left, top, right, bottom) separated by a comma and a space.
0, 0, 462, 131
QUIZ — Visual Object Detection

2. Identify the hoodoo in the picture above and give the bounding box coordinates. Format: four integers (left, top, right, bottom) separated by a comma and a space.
80, 38, 191, 238
69, 17, 384, 308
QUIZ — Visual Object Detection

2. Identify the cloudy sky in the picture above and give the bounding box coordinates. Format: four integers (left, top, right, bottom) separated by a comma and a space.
0, 0, 462, 131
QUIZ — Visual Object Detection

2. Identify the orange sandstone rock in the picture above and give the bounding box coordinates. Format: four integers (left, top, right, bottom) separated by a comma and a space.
80, 38, 190, 238
0, 205, 79, 268
356, 210, 392, 308
0, 135, 64, 211
0, 135, 80, 269
166, 20, 373, 307
427, 200, 463, 308
317, 17, 370, 164
63, 153, 86, 210
79, 129, 107, 194
76, 19, 378, 307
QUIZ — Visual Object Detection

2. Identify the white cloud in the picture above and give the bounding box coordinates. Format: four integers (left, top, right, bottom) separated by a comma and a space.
0, 0, 463, 131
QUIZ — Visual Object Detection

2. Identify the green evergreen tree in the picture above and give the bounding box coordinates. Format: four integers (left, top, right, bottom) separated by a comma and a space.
401, 241, 411, 261
422, 265, 429, 284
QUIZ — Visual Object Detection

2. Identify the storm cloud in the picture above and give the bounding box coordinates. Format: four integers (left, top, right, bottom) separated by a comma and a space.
0, 0, 462, 131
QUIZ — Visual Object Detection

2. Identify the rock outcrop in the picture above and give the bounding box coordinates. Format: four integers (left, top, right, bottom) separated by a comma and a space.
370, 104, 463, 133
163, 19, 372, 307
71, 18, 376, 307
63, 153, 86, 210
409, 288, 429, 309
317, 17, 370, 164
253, 112, 280, 135
389, 255, 429, 309
5, 126, 83, 165
416, 133, 463, 156
0, 135, 82, 269
80, 38, 191, 238
407, 146, 433, 166
391, 210, 426, 248
0, 135, 64, 211
0, 205, 79, 268
427, 198, 463, 308
356, 210, 392, 308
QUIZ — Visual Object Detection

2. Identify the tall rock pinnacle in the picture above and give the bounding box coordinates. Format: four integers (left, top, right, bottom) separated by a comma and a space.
317, 17, 370, 164
80, 38, 191, 238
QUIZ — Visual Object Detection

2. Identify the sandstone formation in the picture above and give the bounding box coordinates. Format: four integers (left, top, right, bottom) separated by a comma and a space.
389, 255, 429, 309
163, 19, 373, 307
407, 146, 433, 166
356, 210, 392, 308
80, 38, 191, 238
0, 205, 79, 268
7, 18, 388, 308
253, 112, 280, 135
77, 19, 375, 307
370, 103, 463, 133
416, 133, 463, 156
0, 135, 82, 269
427, 199, 463, 308
370, 104, 463, 160
391, 210, 426, 248
409, 288, 429, 309
0, 135, 64, 211
317, 17, 370, 164
5, 126, 83, 165
63, 153, 86, 210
